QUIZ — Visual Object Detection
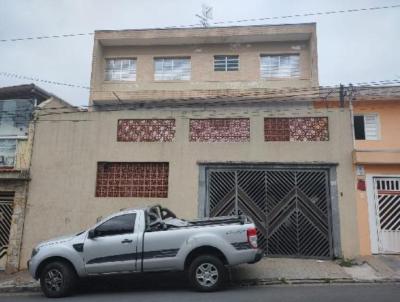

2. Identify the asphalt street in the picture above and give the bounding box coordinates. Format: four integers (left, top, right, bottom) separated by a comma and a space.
1, 284, 399, 302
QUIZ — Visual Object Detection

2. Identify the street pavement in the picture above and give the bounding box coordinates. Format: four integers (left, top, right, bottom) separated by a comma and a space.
0, 284, 399, 302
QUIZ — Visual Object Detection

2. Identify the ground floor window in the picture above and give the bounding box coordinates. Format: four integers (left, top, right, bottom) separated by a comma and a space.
95, 162, 169, 198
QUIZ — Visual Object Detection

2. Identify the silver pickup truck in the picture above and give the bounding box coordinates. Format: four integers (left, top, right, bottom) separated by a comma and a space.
28, 205, 262, 298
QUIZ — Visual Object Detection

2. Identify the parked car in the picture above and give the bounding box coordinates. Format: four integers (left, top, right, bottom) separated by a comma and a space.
28, 205, 262, 298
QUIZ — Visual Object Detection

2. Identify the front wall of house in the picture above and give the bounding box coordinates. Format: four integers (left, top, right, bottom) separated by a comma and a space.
20, 105, 357, 267
354, 101, 400, 150
90, 40, 316, 102
356, 165, 400, 255
354, 101, 400, 255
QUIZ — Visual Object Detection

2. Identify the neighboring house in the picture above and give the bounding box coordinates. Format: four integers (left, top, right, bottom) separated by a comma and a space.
0, 84, 76, 272
21, 23, 360, 269
351, 86, 400, 255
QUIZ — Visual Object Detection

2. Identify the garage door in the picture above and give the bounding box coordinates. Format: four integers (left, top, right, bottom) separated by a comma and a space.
206, 167, 333, 258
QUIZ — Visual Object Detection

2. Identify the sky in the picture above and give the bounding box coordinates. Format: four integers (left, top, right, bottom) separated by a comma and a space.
0, 0, 399, 106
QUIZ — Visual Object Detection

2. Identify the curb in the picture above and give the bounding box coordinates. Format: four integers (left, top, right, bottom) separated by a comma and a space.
1, 278, 400, 294
0, 284, 40, 294
232, 277, 400, 287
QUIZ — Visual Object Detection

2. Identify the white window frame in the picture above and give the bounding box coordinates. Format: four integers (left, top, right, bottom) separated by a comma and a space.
105, 58, 136, 81
214, 55, 239, 71
154, 57, 191, 81
260, 54, 300, 79
354, 113, 380, 141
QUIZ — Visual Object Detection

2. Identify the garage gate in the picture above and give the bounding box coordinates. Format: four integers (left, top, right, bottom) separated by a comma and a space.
205, 166, 334, 258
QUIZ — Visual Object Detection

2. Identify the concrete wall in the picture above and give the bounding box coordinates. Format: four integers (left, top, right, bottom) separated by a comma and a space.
353, 100, 400, 255
90, 24, 318, 104
20, 103, 358, 268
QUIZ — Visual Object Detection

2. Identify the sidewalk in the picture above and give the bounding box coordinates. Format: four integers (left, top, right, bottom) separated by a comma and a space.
1, 256, 399, 293
230, 255, 400, 286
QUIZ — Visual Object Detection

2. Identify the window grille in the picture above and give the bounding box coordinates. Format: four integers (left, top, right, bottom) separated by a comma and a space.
214, 55, 239, 71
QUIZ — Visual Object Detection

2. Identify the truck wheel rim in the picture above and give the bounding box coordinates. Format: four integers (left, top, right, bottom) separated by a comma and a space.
44, 269, 64, 292
195, 263, 218, 287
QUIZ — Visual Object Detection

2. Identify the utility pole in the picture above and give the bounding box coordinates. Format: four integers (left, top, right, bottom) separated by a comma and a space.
339, 84, 345, 108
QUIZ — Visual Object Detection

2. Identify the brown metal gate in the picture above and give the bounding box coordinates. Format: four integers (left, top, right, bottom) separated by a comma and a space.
206, 167, 333, 258
0, 193, 14, 270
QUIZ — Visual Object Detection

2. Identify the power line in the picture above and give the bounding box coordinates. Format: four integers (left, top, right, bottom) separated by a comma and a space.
32, 85, 400, 119
0, 78, 398, 117
211, 4, 400, 25
0, 4, 399, 43
1, 74, 400, 119
0, 72, 90, 89
1, 68, 400, 97
0, 33, 94, 43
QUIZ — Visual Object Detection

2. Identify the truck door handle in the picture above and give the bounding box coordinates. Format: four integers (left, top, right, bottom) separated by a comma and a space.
121, 239, 133, 244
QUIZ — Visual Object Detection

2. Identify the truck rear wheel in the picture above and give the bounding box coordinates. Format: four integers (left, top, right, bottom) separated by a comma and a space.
188, 255, 226, 292
39, 261, 77, 298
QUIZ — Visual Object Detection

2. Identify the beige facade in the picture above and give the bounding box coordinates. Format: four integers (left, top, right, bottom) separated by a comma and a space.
19, 23, 364, 268
0, 83, 77, 272
20, 101, 359, 268
90, 24, 318, 105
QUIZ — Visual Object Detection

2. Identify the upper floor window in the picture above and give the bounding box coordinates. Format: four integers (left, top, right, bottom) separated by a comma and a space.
214, 55, 239, 71
0, 100, 33, 137
105, 58, 136, 81
260, 54, 300, 79
154, 57, 191, 81
354, 114, 380, 140
0, 139, 16, 168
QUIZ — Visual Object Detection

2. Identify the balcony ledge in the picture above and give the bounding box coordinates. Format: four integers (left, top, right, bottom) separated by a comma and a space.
353, 149, 400, 165
0, 169, 30, 180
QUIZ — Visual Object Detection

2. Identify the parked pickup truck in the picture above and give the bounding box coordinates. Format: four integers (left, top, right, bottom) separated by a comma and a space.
28, 205, 262, 298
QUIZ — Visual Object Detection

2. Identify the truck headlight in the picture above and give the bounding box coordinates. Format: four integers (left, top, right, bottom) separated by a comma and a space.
31, 247, 40, 258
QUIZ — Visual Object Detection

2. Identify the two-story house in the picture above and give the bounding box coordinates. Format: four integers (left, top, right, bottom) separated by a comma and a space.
351, 86, 400, 255
20, 23, 359, 269
0, 84, 76, 272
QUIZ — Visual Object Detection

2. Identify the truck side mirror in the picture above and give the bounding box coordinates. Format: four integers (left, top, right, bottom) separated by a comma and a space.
88, 229, 96, 239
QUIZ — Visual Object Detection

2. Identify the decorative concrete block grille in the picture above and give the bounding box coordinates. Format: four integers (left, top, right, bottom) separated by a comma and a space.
265, 117, 329, 141
189, 118, 250, 142
117, 119, 175, 142
96, 162, 169, 198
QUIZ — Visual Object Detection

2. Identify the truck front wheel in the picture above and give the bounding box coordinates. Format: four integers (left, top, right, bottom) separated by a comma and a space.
188, 255, 226, 292
39, 261, 77, 298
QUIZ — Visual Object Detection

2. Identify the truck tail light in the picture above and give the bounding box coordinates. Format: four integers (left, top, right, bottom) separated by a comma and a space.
247, 227, 258, 249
